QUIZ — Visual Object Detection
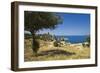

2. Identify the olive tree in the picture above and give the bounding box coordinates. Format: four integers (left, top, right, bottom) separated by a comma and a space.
24, 11, 62, 54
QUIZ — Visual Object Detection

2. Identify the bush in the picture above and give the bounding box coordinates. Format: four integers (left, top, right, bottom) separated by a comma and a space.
60, 37, 65, 41
82, 43, 85, 47
86, 36, 90, 43
53, 41, 60, 47
85, 36, 90, 47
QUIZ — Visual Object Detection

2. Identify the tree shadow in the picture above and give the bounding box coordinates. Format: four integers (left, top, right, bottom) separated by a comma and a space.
37, 49, 75, 56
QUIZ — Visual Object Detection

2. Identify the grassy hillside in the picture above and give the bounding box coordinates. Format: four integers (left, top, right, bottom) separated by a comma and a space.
24, 38, 90, 61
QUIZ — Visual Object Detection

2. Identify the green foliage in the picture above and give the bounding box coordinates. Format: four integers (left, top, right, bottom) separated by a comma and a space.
60, 37, 65, 41
82, 36, 90, 47
24, 11, 62, 32
53, 41, 58, 47
82, 43, 85, 47
86, 36, 90, 43
37, 32, 54, 41
53, 41, 60, 47
86, 36, 90, 47
24, 34, 32, 39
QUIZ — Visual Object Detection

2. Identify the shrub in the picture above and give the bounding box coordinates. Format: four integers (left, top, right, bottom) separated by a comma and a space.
53, 41, 60, 47
85, 36, 90, 47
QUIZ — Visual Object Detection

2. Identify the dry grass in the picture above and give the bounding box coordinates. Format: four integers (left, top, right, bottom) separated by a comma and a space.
24, 39, 90, 61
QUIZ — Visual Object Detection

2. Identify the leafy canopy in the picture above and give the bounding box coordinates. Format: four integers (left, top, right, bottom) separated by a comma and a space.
24, 11, 62, 33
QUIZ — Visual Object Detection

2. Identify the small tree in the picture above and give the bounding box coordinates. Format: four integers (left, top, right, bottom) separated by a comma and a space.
24, 11, 62, 54
61, 37, 65, 41
83, 36, 90, 47
86, 36, 90, 47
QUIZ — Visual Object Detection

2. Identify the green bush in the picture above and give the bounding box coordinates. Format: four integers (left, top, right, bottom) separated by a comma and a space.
53, 41, 60, 47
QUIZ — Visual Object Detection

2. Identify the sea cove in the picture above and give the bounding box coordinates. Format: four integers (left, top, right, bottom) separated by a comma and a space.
56, 35, 88, 43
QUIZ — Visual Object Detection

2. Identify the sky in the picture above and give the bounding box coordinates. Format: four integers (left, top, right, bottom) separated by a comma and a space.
35, 13, 90, 36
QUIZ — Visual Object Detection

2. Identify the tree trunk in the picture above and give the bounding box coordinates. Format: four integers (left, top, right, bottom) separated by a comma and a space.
31, 32, 39, 55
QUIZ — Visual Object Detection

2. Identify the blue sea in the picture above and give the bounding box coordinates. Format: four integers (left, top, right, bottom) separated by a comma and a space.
56, 35, 88, 43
